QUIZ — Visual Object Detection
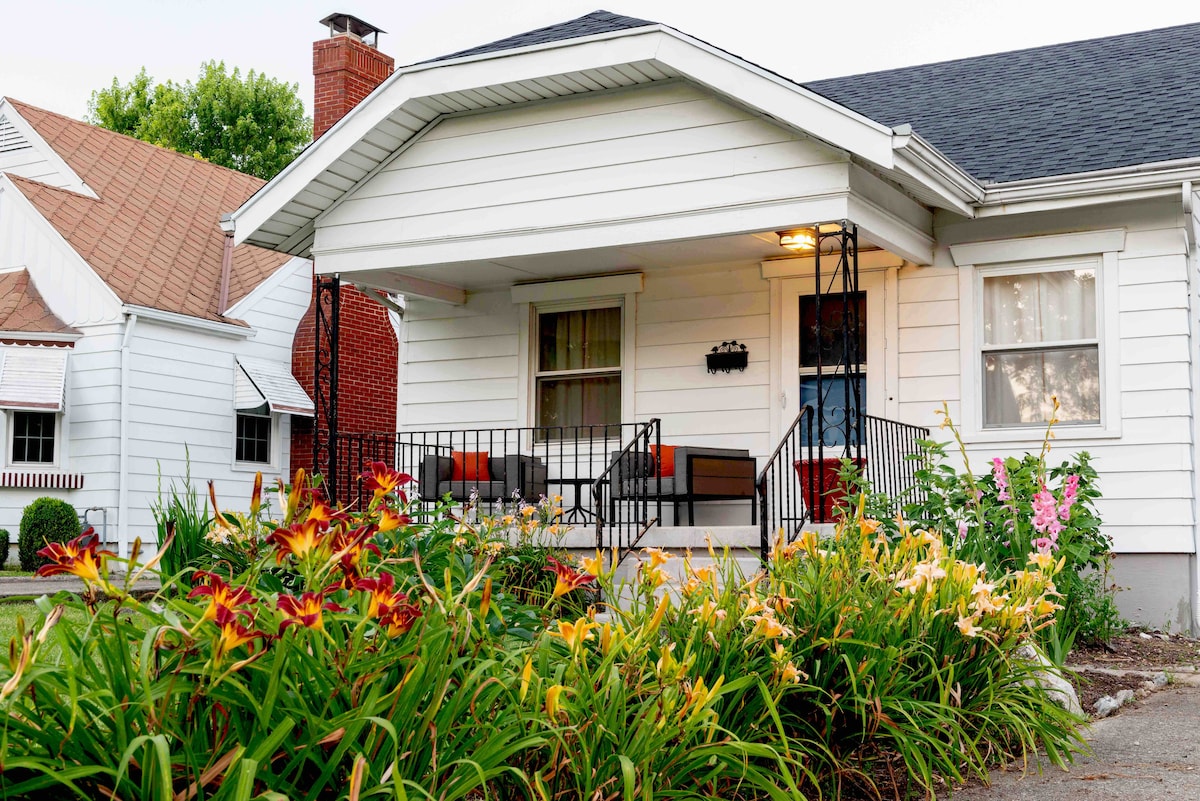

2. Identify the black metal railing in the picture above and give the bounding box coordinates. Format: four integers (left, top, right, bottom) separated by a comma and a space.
756, 407, 929, 561
328, 423, 650, 518
592, 418, 662, 558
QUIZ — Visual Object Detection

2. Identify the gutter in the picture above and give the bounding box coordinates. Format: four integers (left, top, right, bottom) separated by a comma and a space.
122, 305, 254, 340
117, 312, 137, 560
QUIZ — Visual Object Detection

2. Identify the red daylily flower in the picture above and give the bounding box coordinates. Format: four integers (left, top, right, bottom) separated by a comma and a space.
544, 557, 597, 598
306, 500, 347, 530
277, 591, 346, 633
379, 600, 423, 636
330, 524, 381, 589
356, 572, 405, 618
266, 518, 327, 564
189, 571, 256, 624
36, 529, 114, 584
377, 509, 411, 532
359, 461, 412, 503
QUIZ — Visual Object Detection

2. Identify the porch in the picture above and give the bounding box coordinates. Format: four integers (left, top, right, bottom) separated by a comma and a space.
315, 222, 930, 560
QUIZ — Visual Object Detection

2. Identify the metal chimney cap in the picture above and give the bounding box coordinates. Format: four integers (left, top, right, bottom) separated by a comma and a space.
319, 13, 387, 40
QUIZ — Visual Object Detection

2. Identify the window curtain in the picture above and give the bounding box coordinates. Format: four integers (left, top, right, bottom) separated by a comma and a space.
982, 269, 1099, 426
537, 307, 621, 430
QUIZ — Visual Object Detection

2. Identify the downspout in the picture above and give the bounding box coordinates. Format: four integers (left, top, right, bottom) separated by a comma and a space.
1184, 181, 1200, 636
117, 312, 138, 560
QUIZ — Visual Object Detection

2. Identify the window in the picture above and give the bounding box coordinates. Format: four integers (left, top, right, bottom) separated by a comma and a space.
535, 305, 622, 431
798, 292, 866, 445
235, 411, 272, 464
981, 264, 1099, 428
11, 411, 56, 464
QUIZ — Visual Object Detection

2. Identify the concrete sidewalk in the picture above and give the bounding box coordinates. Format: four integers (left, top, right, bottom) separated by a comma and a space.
954, 686, 1200, 800
0, 575, 161, 598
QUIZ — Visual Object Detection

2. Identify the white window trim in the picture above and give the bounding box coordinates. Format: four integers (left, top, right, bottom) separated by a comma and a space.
231, 409, 281, 472
515, 276, 641, 431
953, 229, 1123, 444
5, 409, 63, 470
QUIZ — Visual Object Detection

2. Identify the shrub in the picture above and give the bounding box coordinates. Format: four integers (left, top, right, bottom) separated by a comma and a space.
18, 497, 80, 571
0, 528, 8, 569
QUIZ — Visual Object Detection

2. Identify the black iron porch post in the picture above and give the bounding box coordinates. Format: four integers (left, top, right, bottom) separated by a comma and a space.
314, 275, 341, 503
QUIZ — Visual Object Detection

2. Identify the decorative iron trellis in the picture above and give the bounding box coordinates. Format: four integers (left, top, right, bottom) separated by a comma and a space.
314, 275, 341, 502
810, 221, 863, 462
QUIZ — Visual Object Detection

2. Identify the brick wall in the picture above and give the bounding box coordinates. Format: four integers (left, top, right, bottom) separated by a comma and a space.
290, 278, 398, 477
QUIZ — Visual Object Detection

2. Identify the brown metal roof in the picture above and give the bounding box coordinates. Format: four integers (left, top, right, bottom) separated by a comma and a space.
6, 99, 293, 324
0, 269, 78, 336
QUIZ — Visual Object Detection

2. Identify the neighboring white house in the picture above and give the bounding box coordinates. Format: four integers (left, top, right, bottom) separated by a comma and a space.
0, 98, 314, 556
230, 11, 1200, 633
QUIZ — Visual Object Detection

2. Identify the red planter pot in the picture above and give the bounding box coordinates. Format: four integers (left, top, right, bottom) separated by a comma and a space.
793, 457, 866, 522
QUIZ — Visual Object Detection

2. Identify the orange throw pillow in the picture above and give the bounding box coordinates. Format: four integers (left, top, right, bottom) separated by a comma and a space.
451, 451, 491, 482
650, 445, 676, 478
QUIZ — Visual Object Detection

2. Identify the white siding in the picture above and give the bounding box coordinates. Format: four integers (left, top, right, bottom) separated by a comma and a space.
635, 262, 771, 455
401, 290, 521, 430
318, 83, 848, 255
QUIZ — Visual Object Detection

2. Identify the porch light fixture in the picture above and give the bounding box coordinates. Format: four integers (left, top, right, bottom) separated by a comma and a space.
777, 229, 817, 251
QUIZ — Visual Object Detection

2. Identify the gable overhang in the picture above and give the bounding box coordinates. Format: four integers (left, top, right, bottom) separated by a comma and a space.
0, 98, 97, 199
229, 25, 981, 256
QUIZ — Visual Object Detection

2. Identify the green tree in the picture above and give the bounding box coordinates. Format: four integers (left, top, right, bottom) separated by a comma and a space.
88, 61, 311, 180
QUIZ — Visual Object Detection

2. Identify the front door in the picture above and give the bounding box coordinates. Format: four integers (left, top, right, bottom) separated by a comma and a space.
781, 271, 887, 440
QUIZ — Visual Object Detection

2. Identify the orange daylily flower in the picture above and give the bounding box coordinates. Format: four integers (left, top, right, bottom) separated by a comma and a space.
549, 617, 598, 650
267, 519, 326, 564
213, 618, 268, 663
359, 461, 412, 502
544, 557, 596, 598
377, 509, 410, 532
306, 500, 347, 530
378, 600, 423, 636
36, 529, 113, 585
277, 591, 346, 634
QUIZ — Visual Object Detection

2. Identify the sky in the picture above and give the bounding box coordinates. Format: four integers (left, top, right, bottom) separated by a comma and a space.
2, 0, 1199, 121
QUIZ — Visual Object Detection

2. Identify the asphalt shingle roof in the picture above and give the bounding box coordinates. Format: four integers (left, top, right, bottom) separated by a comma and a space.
0, 269, 78, 337
805, 23, 1200, 183
6, 100, 292, 323
420, 10, 656, 64
424, 11, 1200, 184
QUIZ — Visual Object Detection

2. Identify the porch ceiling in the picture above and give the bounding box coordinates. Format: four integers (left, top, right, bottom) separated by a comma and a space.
343, 229, 891, 297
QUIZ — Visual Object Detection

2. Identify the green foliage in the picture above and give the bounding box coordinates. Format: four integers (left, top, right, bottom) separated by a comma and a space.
150, 459, 211, 581
18, 497, 81, 571
88, 62, 311, 180
0, 528, 8, 570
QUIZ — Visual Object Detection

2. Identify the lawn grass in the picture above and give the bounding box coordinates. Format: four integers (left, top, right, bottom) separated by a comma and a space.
0, 569, 35, 577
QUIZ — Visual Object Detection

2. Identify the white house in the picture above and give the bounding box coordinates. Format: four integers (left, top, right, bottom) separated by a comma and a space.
0, 98, 314, 556
230, 11, 1200, 633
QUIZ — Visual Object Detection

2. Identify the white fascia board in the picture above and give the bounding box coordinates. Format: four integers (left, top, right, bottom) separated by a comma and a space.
123, 305, 255, 339
651, 32, 895, 169
0, 98, 97, 199
223, 256, 312, 319
846, 194, 936, 266
0, 175, 124, 323
890, 126, 984, 215
312, 193, 852, 273
977, 158, 1200, 218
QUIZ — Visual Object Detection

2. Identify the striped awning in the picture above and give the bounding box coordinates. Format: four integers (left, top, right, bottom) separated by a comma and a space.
235, 357, 314, 417
0, 346, 68, 411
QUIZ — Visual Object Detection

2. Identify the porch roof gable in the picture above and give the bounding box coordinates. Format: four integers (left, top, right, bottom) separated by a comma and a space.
229, 12, 981, 256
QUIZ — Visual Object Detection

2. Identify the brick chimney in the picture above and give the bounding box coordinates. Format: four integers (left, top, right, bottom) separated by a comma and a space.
313, 13, 394, 139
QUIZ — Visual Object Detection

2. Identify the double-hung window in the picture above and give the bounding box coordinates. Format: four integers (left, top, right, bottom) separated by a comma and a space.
235, 409, 273, 464
981, 262, 1100, 428
535, 305, 622, 431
